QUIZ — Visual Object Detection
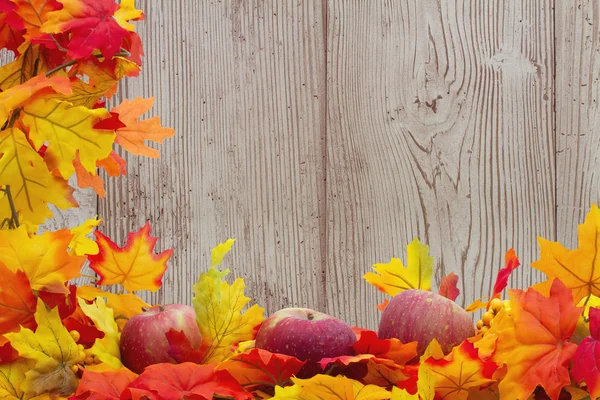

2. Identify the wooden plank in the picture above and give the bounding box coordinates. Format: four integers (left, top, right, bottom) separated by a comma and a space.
100, 1, 327, 310
326, 0, 555, 328
0, 50, 97, 233
556, 1, 600, 247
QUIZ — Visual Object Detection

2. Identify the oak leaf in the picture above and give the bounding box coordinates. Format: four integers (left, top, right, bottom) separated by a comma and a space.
0, 262, 36, 344
0, 226, 84, 293
363, 238, 433, 296
121, 362, 253, 400
4, 298, 84, 396
88, 223, 172, 292
215, 348, 306, 390
193, 265, 265, 363
78, 297, 122, 369
110, 97, 175, 158
572, 306, 600, 399
41, 0, 130, 59
72, 367, 138, 400
21, 98, 114, 178
438, 272, 460, 301
475, 279, 581, 400
271, 374, 392, 400
0, 127, 78, 224
532, 204, 600, 304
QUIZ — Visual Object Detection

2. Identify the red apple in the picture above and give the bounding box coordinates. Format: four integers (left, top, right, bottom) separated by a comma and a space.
378, 289, 474, 357
120, 304, 201, 373
255, 307, 357, 378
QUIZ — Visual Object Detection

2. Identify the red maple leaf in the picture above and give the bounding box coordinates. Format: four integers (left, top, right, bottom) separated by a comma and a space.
165, 329, 205, 364
572, 307, 600, 399
439, 272, 460, 301
121, 362, 253, 400
42, 0, 130, 59
492, 249, 520, 298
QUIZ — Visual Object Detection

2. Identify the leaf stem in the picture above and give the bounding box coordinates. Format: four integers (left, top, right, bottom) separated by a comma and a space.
1, 186, 20, 229
45, 49, 132, 77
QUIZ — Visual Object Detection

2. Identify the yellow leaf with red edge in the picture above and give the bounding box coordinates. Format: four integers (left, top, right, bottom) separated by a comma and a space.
88, 223, 172, 292
113, 0, 144, 31
272, 374, 392, 400
78, 297, 122, 369
110, 97, 175, 158
363, 238, 433, 296
21, 98, 114, 178
69, 216, 102, 256
76, 285, 149, 330
0, 226, 84, 293
192, 266, 265, 363
0, 74, 71, 123
475, 279, 581, 400
532, 204, 600, 304
0, 262, 37, 345
4, 298, 84, 396
0, 127, 78, 225
419, 341, 496, 400
0, 359, 34, 399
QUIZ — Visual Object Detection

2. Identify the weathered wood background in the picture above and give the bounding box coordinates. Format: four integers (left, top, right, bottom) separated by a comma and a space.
6, 0, 599, 329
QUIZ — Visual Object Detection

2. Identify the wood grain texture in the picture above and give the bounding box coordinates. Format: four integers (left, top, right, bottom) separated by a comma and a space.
100, 1, 327, 310
556, 1, 600, 247
326, 0, 555, 327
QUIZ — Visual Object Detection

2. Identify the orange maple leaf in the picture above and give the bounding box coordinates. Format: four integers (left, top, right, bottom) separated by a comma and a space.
533, 204, 600, 304
88, 223, 172, 292
475, 279, 581, 400
72, 367, 138, 399
0, 226, 84, 293
0, 262, 36, 345
110, 97, 175, 158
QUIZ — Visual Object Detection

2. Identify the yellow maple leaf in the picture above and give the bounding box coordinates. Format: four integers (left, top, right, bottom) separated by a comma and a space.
21, 98, 114, 178
113, 0, 144, 31
88, 223, 172, 292
0, 226, 84, 293
78, 297, 122, 369
192, 266, 265, 363
4, 298, 84, 396
110, 97, 175, 158
0, 128, 78, 225
363, 238, 433, 296
0, 46, 50, 91
390, 387, 418, 400
76, 285, 149, 330
271, 374, 392, 400
211, 238, 236, 267
69, 217, 102, 256
0, 359, 32, 399
0, 74, 71, 123
532, 204, 600, 304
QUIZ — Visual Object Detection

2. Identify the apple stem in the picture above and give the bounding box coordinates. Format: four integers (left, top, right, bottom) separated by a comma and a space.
158, 305, 165, 312
307, 313, 314, 321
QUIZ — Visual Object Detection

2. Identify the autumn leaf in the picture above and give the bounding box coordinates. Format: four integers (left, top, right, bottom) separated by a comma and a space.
0, 358, 33, 399
475, 279, 581, 400
192, 266, 265, 364
390, 386, 418, 400
76, 285, 148, 330
113, 0, 144, 31
215, 348, 306, 390
212, 238, 236, 267
418, 341, 496, 400
0, 262, 36, 343
0, 127, 78, 224
121, 362, 253, 400
0, 226, 84, 293
69, 216, 102, 256
363, 238, 433, 296
5, 0, 62, 43
110, 97, 175, 158
88, 223, 172, 292
21, 98, 115, 178
532, 204, 600, 304
351, 329, 418, 366
78, 297, 122, 369
0, 74, 71, 123
164, 329, 205, 364
572, 307, 600, 399
271, 374, 392, 400
0, 45, 50, 90
62, 305, 104, 348
4, 298, 84, 396
0, 8, 25, 53
37, 284, 77, 321
439, 272, 460, 301
41, 0, 130, 59
71, 367, 138, 400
